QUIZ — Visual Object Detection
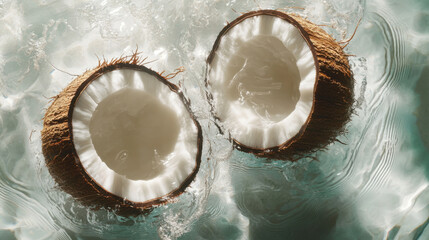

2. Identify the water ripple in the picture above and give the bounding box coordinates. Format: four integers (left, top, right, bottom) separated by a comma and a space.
1, 0, 429, 239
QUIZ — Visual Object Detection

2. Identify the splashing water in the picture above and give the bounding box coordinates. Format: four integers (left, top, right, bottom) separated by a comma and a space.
1, 0, 429, 239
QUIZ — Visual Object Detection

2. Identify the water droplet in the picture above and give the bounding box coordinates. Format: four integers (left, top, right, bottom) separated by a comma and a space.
115, 150, 128, 163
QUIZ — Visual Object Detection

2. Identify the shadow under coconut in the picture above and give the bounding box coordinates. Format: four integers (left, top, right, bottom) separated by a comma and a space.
229, 151, 371, 240
413, 56, 429, 180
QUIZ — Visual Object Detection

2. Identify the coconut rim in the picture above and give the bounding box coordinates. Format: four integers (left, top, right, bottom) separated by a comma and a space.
206, 9, 321, 154
66, 63, 202, 209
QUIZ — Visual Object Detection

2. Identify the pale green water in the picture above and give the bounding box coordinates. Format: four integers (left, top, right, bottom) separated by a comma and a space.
1, 0, 429, 239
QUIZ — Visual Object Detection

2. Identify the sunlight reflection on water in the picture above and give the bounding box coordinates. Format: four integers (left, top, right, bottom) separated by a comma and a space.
1, 0, 429, 239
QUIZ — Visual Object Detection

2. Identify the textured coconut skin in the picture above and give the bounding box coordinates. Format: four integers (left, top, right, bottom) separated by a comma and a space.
41, 63, 203, 216
207, 10, 353, 160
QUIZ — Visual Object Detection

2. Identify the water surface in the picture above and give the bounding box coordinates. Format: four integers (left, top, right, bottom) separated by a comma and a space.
1, 0, 429, 239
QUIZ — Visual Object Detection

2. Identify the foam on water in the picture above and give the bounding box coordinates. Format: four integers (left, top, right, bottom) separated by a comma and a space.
1, 0, 429, 239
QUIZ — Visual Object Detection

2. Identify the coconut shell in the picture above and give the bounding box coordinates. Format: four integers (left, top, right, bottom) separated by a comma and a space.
41, 61, 203, 216
206, 10, 353, 160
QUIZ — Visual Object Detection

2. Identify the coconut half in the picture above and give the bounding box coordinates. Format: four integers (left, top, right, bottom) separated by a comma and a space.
206, 10, 353, 160
41, 58, 202, 216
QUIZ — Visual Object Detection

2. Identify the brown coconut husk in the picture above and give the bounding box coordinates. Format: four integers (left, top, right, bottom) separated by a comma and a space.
41, 55, 203, 216
206, 10, 354, 160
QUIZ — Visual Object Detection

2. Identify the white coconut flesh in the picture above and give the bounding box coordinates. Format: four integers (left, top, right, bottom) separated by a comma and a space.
208, 15, 317, 149
72, 69, 199, 203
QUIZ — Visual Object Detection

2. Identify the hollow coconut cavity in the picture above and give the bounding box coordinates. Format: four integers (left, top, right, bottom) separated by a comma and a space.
206, 10, 353, 160
41, 59, 202, 216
